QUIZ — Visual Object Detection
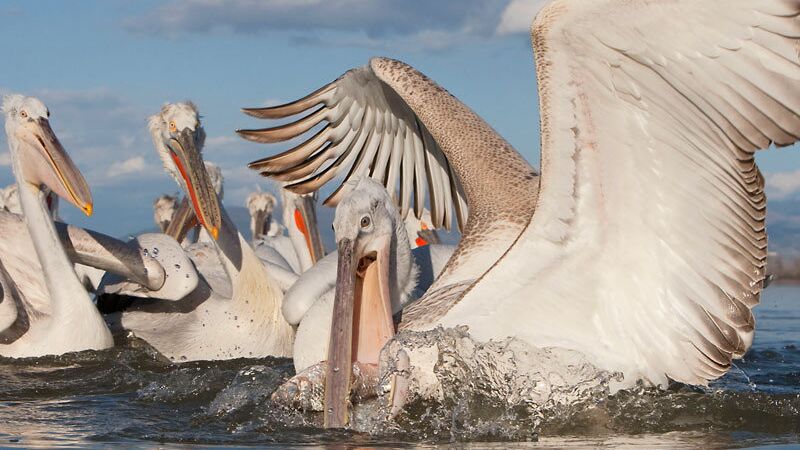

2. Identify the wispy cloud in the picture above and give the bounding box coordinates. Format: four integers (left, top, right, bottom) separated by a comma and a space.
123, 0, 511, 49
767, 169, 800, 200
205, 135, 240, 149
496, 0, 548, 35
0, 152, 10, 167
107, 155, 147, 177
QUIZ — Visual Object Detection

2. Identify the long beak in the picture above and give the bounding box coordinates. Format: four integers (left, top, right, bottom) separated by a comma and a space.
293, 194, 325, 263
261, 211, 273, 236
252, 209, 268, 240
157, 220, 170, 233
417, 229, 440, 247
166, 130, 221, 240
324, 236, 394, 428
165, 196, 199, 242
18, 118, 92, 216
324, 238, 357, 428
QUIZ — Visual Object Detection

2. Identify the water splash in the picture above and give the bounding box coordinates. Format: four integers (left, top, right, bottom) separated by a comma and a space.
342, 326, 618, 440
0, 286, 798, 446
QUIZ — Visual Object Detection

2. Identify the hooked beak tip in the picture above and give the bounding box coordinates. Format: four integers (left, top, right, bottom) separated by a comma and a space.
82, 202, 93, 217
210, 226, 219, 240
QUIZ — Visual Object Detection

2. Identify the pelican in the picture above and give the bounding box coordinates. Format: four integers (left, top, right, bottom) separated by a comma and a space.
274, 177, 453, 378
246, 187, 326, 287
106, 102, 293, 362
153, 194, 177, 233
281, 189, 325, 270
239, 0, 800, 426
404, 208, 440, 248
246, 190, 284, 241
249, 188, 325, 272
0, 95, 111, 356
0, 96, 199, 358
3, 181, 129, 293
1, 183, 59, 219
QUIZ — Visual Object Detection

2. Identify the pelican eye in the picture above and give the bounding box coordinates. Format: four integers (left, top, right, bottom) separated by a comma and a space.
360, 216, 371, 228
169, 121, 177, 132
20, 111, 28, 118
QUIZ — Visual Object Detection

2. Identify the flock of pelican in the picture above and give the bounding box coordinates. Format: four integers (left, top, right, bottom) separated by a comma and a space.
1, 0, 799, 428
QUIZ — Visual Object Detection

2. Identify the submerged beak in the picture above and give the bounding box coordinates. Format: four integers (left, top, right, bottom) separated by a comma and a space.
293, 194, 325, 263
165, 196, 199, 242
324, 235, 394, 428
17, 118, 92, 216
166, 129, 221, 240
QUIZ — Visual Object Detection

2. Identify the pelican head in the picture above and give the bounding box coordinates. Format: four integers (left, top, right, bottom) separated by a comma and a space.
325, 177, 406, 424
148, 102, 220, 240
153, 194, 178, 232
246, 191, 277, 240
2, 95, 92, 216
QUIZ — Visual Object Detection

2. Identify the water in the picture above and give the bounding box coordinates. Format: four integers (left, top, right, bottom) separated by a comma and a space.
0, 286, 798, 448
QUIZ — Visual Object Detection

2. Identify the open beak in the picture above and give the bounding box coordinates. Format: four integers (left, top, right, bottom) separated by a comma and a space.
164, 196, 199, 242
324, 235, 394, 428
292, 194, 325, 263
166, 129, 221, 240
17, 118, 92, 216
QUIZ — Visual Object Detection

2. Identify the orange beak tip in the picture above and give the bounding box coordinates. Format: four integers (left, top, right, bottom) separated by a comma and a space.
210, 226, 219, 240
83, 203, 93, 217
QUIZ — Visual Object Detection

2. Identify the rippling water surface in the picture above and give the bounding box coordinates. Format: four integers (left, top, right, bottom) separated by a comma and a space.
0, 285, 798, 448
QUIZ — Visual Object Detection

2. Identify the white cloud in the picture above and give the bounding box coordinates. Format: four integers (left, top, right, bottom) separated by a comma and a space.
767, 169, 800, 200
496, 0, 548, 35
0, 152, 10, 167
107, 156, 147, 177
124, 0, 508, 50
205, 135, 239, 149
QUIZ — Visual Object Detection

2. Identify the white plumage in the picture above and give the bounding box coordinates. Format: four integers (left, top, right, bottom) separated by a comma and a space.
240, 0, 800, 389
444, 0, 798, 387
286, 178, 453, 372
0, 95, 112, 357
153, 194, 178, 233
110, 102, 294, 362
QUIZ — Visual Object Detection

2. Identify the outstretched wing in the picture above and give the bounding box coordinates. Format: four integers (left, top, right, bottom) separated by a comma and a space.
448, 0, 799, 386
238, 65, 468, 232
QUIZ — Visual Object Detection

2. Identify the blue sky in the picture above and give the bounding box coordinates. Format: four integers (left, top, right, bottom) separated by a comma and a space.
2, 0, 799, 237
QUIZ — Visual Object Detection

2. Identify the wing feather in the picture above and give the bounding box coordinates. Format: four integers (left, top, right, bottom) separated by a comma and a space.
239, 66, 468, 231
450, 0, 799, 386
